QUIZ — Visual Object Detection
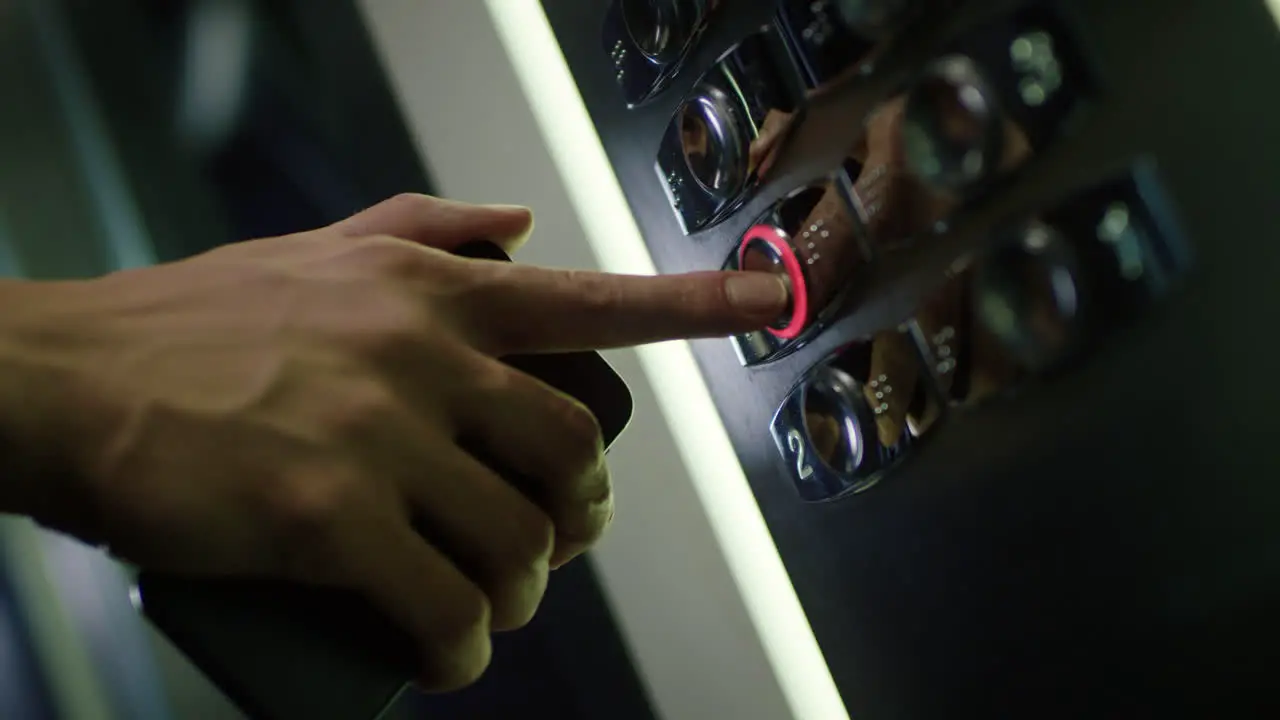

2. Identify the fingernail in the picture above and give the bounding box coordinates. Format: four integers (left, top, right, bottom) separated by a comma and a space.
725, 272, 790, 317
484, 204, 533, 215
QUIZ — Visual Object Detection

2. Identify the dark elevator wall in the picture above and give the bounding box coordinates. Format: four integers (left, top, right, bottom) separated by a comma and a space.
542, 0, 1280, 718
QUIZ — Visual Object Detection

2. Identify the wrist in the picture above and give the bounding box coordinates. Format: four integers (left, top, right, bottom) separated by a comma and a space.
0, 278, 105, 530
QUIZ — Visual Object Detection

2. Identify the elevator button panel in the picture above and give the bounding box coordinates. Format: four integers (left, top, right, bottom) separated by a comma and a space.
551, 0, 1267, 712
604, 0, 721, 108
651, 2, 1099, 236
623, 1, 1192, 501
655, 25, 808, 234
712, 1, 1102, 371
768, 160, 1191, 500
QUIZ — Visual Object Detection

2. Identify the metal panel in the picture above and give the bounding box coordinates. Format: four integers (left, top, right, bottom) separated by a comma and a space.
544, 0, 1280, 717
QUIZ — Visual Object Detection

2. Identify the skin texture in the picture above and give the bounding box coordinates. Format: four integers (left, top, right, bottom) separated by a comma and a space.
0, 193, 789, 692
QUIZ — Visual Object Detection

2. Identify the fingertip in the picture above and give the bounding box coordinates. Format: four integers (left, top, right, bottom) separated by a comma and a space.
486, 205, 535, 254
415, 591, 495, 692
357, 520, 496, 692
725, 272, 791, 320
484, 204, 534, 217
549, 487, 615, 570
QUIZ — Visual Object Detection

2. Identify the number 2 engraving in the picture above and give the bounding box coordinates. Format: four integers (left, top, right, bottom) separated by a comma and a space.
786, 429, 815, 480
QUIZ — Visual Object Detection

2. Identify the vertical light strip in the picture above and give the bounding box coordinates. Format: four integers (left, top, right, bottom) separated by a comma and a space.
0, 519, 114, 720
483, 4, 848, 720
1268, 0, 1280, 26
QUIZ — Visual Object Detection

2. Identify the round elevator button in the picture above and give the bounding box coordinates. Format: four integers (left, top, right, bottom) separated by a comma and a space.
740, 235, 795, 330
802, 366, 877, 479
835, 0, 914, 40
974, 223, 1083, 374
680, 85, 748, 197
622, 0, 675, 61
738, 225, 808, 339
902, 54, 1004, 193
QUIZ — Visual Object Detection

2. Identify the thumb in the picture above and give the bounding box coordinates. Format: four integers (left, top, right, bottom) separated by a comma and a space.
333, 194, 535, 254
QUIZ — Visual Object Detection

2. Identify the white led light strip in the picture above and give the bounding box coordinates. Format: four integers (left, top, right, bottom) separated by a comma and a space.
482, 4, 848, 720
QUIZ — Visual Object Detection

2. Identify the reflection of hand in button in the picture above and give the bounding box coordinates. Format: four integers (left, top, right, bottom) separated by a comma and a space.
864, 329, 922, 447
680, 88, 747, 196
804, 409, 844, 465
800, 370, 870, 479
835, 0, 914, 42
903, 55, 1036, 195
622, 0, 674, 61
913, 271, 967, 398
747, 108, 797, 181
790, 180, 861, 310
851, 95, 955, 247
973, 224, 1083, 378
915, 267, 1024, 408
851, 83, 1036, 251
681, 110, 710, 157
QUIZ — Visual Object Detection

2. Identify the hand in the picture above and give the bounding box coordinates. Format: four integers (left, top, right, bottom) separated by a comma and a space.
0, 194, 788, 690
748, 108, 796, 180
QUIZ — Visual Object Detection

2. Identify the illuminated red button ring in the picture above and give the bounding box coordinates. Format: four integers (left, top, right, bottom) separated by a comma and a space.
738, 225, 809, 340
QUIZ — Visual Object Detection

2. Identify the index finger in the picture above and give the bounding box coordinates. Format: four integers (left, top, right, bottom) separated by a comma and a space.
456, 262, 790, 355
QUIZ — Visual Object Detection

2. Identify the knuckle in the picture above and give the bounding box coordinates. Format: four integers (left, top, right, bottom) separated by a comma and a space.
467, 360, 516, 397
488, 570, 548, 631
483, 321, 538, 356
435, 589, 488, 661
552, 395, 604, 462
349, 292, 431, 361
276, 474, 343, 529
354, 236, 426, 277
328, 381, 400, 439
571, 271, 624, 314
268, 468, 357, 569
440, 584, 493, 643
487, 510, 554, 630
426, 639, 493, 692
448, 264, 529, 353
563, 494, 614, 551
386, 192, 434, 212
512, 506, 557, 562
557, 465, 614, 554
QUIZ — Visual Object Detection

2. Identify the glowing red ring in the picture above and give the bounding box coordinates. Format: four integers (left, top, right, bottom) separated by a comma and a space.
738, 224, 808, 340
